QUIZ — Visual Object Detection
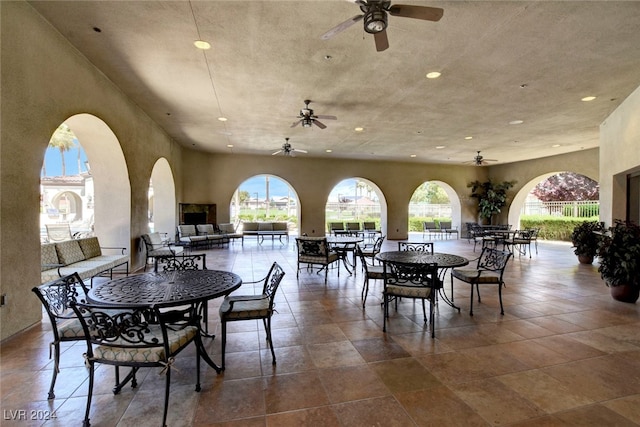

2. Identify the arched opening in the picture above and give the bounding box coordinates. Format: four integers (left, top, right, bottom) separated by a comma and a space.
62, 114, 130, 249
325, 178, 386, 235
408, 181, 461, 235
149, 158, 177, 236
231, 174, 300, 233
509, 172, 599, 240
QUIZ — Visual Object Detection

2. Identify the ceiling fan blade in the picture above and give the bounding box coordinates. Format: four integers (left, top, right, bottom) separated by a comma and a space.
272, 150, 283, 155
312, 119, 327, 129
388, 5, 444, 21
320, 14, 364, 40
315, 115, 337, 120
291, 120, 301, 128
374, 30, 389, 52
293, 148, 308, 153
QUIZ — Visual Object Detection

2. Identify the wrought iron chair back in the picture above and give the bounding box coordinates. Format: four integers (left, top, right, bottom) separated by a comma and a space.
154, 253, 207, 272
355, 244, 385, 307
382, 260, 439, 337
31, 273, 90, 399
398, 242, 434, 253
71, 301, 203, 427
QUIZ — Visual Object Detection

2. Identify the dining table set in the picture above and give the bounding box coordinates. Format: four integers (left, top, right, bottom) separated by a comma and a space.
88, 269, 242, 372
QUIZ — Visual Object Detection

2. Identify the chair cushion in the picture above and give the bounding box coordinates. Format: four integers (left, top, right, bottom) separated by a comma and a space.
367, 265, 385, 279
178, 225, 197, 237
41, 243, 60, 271
385, 284, 433, 298
243, 222, 259, 232
196, 224, 215, 235
56, 240, 86, 265
272, 222, 288, 232
220, 296, 270, 319
452, 268, 501, 283
218, 223, 236, 233
57, 317, 85, 338
258, 222, 273, 231
78, 237, 102, 258
148, 232, 164, 247
93, 325, 197, 363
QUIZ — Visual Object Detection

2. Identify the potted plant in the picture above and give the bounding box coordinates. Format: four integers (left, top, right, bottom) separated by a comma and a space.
596, 220, 640, 303
570, 221, 603, 264
468, 180, 516, 225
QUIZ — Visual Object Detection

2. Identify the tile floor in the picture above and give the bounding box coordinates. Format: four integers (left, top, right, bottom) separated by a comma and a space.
2, 236, 640, 426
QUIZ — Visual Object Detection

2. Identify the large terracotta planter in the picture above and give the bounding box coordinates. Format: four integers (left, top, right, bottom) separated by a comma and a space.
577, 254, 594, 264
610, 284, 640, 303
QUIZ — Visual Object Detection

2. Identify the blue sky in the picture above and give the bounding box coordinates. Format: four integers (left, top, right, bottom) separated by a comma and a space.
42, 145, 88, 176
238, 176, 360, 201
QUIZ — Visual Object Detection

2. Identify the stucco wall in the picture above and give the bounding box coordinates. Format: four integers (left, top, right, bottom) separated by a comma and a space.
0, 2, 183, 340
600, 85, 640, 226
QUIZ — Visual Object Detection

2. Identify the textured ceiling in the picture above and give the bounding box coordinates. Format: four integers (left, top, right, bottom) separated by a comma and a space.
30, 1, 640, 165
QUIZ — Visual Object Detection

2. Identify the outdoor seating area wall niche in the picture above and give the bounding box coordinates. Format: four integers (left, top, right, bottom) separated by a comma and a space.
179, 203, 217, 226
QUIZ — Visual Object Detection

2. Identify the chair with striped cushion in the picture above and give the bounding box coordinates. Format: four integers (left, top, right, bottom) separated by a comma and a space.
219, 262, 285, 370
451, 247, 512, 316
32, 273, 91, 399
71, 301, 206, 427
382, 260, 440, 337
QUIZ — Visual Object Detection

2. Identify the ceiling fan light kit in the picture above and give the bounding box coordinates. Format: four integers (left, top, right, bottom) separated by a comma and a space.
322, 0, 443, 51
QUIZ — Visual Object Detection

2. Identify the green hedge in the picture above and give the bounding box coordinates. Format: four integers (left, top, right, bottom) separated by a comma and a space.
520, 215, 600, 241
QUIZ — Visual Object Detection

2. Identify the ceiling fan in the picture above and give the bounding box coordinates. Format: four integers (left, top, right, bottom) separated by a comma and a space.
321, 0, 444, 52
465, 151, 498, 166
272, 138, 307, 157
291, 100, 337, 129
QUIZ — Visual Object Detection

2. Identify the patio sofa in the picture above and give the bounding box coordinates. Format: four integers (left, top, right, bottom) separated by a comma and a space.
41, 236, 129, 285
242, 221, 289, 244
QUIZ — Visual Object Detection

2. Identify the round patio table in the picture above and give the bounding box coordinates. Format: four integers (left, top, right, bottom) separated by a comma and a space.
326, 235, 364, 274
376, 251, 469, 310
88, 270, 242, 372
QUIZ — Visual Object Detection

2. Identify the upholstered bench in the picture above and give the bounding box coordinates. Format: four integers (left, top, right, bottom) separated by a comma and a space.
242, 222, 288, 244
41, 237, 129, 285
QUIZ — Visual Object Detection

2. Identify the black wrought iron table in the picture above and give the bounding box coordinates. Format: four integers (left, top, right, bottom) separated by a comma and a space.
376, 251, 469, 310
88, 270, 242, 372
326, 235, 364, 274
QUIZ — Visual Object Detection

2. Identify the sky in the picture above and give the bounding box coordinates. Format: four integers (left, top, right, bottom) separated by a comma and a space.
41, 145, 89, 176
238, 176, 362, 201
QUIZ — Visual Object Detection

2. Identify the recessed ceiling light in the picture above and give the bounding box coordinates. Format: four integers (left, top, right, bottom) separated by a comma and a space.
552, 144, 561, 148
326, 149, 333, 153
354, 127, 364, 132
217, 117, 227, 122
226, 144, 233, 148
435, 146, 445, 149
426, 72, 441, 79
509, 120, 524, 125
464, 136, 473, 140
194, 40, 211, 50
581, 96, 596, 102
410, 154, 417, 158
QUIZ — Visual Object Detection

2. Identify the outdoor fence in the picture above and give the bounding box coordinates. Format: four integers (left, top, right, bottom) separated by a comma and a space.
520, 200, 599, 218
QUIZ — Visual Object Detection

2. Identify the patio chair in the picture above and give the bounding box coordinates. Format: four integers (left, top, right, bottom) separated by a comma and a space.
398, 242, 434, 253
422, 221, 441, 239
360, 235, 386, 266
31, 273, 92, 399
363, 221, 380, 241
71, 301, 205, 427
451, 247, 512, 316
153, 253, 210, 334
355, 245, 385, 307
345, 222, 362, 236
328, 222, 345, 235
382, 260, 440, 337
296, 236, 340, 283
439, 221, 459, 239
141, 232, 183, 271
219, 262, 285, 370
45, 223, 73, 242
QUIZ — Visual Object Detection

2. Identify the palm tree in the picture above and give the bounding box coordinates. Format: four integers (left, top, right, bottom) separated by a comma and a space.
48, 123, 76, 176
